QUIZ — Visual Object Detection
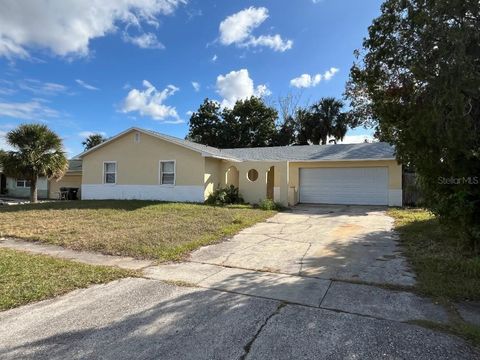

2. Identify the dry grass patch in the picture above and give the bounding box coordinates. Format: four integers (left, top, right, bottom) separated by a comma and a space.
0, 201, 275, 261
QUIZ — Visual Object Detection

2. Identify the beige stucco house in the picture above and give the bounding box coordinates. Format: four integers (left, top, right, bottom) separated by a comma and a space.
75, 127, 402, 207
48, 160, 83, 199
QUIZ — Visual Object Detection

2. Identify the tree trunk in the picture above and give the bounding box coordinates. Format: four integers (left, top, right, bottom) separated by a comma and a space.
30, 177, 38, 203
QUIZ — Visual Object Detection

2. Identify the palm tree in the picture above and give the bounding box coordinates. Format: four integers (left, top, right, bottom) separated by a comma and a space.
0, 124, 68, 203
298, 97, 348, 145
82, 133, 107, 150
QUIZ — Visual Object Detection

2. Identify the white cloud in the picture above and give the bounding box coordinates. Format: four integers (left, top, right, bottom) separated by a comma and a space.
191, 81, 200, 92
290, 74, 322, 88
211, 54, 218, 62
245, 34, 293, 52
75, 79, 99, 91
123, 32, 164, 49
0, 0, 185, 59
0, 130, 12, 151
290, 67, 339, 88
323, 67, 339, 80
121, 80, 182, 122
216, 69, 270, 108
219, 7, 292, 52
0, 100, 58, 120
18, 79, 67, 95
186, 110, 194, 116
0, 123, 16, 131
79, 131, 107, 138
219, 7, 268, 45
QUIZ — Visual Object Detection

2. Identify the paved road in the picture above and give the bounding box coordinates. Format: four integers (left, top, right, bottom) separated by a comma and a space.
0, 278, 478, 360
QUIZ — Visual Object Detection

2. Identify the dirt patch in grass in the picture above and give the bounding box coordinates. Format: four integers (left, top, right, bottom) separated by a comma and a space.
0, 248, 136, 311
0, 201, 275, 262
388, 208, 480, 301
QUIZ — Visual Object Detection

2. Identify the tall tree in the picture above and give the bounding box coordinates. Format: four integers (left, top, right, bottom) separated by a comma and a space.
82, 133, 107, 150
0, 124, 68, 203
298, 97, 349, 145
273, 115, 297, 146
225, 96, 278, 148
346, 0, 480, 250
272, 94, 302, 146
187, 99, 224, 147
187, 96, 278, 148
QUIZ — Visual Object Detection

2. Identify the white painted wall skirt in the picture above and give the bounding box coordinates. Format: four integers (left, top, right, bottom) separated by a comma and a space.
81, 184, 205, 202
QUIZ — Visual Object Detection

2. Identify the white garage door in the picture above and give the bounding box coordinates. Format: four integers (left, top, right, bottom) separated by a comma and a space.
299, 167, 389, 205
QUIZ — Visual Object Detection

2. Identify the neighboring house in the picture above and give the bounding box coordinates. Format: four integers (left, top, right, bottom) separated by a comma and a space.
0, 160, 82, 200
76, 127, 402, 206
48, 160, 83, 199
0, 168, 49, 198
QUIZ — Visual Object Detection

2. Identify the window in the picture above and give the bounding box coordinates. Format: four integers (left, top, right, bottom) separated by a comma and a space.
104, 162, 116, 184
16, 179, 31, 188
160, 161, 175, 185
247, 169, 258, 182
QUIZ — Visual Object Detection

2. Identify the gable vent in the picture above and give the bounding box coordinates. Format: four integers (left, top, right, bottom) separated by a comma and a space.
134, 132, 141, 144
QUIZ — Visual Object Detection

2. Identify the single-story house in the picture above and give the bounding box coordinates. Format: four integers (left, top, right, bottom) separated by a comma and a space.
0, 160, 82, 200
75, 127, 402, 206
48, 160, 83, 199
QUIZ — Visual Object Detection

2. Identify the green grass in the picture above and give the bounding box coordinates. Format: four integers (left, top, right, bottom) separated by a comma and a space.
389, 208, 480, 346
388, 208, 480, 301
0, 248, 136, 311
0, 201, 275, 262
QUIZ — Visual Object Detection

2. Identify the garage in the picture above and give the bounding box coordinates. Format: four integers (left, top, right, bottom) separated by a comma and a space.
299, 167, 389, 205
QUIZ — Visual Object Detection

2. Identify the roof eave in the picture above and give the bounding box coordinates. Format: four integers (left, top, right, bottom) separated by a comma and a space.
76, 127, 218, 158
203, 153, 242, 162
288, 157, 397, 162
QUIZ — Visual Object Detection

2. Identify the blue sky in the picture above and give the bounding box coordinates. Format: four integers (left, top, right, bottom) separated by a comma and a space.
0, 0, 383, 156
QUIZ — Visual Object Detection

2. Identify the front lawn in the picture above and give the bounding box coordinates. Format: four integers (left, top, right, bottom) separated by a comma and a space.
0, 201, 275, 262
388, 208, 480, 301
0, 248, 136, 311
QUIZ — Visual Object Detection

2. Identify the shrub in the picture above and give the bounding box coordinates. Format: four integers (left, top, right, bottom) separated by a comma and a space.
206, 185, 244, 206
258, 198, 282, 211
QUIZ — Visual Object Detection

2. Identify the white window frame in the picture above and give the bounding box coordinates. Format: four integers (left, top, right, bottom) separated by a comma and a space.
103, 161, 117, 185
16, 179, 31, 188
159, 160, 176, 186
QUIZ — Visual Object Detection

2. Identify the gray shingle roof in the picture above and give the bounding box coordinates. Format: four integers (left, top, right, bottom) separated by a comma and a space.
220, 142, 396, 161
150, 129, 395, 161
76, 127, 395, 163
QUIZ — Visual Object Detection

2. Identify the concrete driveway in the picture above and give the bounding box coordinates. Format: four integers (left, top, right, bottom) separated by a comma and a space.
191, 205, 416, 287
